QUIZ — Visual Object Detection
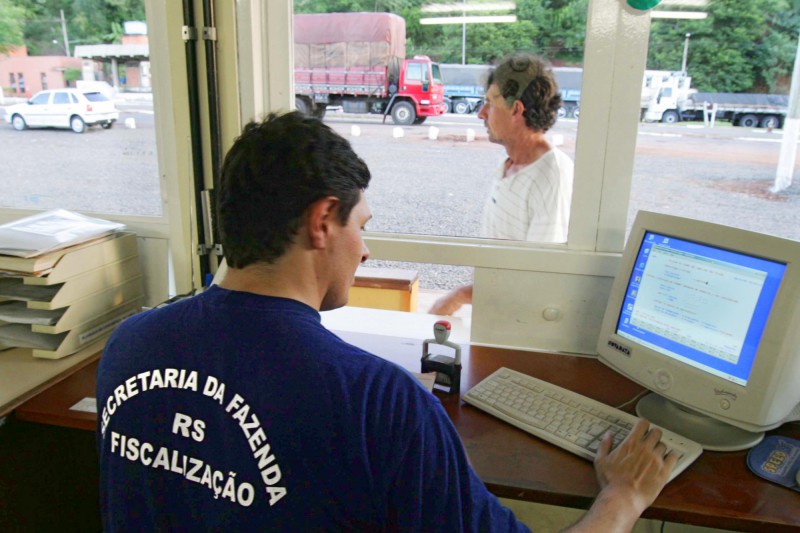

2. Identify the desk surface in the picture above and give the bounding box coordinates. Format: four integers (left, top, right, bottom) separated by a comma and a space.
0, 340, 105, 418
14, 331, 800, 532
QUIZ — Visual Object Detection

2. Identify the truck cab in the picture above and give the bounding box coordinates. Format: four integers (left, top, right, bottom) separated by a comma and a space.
391, 56, 446, 125
641, 71, 693, 123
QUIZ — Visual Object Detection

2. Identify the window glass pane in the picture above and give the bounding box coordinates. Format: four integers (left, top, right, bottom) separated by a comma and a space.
406, 62, 422, 81
84, 92, 109, 102
31, 92, 49, 105
291, 2, 587, 298
431, 63, 442, 83
629, 6, 800, 243
291, 2, 586, 245
0, 5, 162, 218
53, 91, 69, 104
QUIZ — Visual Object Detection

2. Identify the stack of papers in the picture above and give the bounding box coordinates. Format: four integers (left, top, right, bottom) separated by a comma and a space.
0, 209, 124, 259
0, 210, 141, 359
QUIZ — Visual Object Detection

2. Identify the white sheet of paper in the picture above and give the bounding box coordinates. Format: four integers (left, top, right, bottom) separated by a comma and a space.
70, 397, 97, 413
412, 371, 437, 392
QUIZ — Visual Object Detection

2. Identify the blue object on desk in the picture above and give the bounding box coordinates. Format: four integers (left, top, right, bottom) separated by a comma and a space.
746, 435, 800, 492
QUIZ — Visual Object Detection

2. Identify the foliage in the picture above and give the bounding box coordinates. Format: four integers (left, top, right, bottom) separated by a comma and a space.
4, 0, 800, 94
648, 0, 800, 93
294, 0, 800, 93
8, 0, 144, 55
0, 0, 27, 53
64, 67, 81, 83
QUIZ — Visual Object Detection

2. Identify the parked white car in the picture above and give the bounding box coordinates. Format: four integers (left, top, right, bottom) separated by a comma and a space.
5, 88, 119, 134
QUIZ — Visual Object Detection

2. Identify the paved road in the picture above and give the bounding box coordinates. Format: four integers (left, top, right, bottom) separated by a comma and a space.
0, 103, 159, 216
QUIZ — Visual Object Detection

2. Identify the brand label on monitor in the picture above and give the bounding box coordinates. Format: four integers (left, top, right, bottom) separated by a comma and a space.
607, 339, 631, 356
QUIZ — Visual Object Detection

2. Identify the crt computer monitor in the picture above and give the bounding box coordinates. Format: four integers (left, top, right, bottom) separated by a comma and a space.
597, 211, 800, 451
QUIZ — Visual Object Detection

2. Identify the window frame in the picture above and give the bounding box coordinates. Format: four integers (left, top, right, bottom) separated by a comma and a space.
242, 0, 653, 352
0, 0, 655, 346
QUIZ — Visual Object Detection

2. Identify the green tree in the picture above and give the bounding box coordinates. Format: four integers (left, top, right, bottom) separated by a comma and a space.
0, 0, 26, 53
649, 0, 800, 93
11, 0, 145, 55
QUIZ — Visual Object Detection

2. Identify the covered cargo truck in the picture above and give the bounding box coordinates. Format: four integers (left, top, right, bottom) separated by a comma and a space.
642, 72, 788, 128
438, 64, 583, 117
439, 64, 490, 114
293, 12, 446, 125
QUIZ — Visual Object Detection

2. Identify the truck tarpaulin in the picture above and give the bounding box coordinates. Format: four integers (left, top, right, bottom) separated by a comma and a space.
689, 92, 789, 108
294, 12, 405, 70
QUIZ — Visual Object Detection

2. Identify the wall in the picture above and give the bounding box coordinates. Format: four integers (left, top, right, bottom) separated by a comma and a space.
0, 50, 82, 96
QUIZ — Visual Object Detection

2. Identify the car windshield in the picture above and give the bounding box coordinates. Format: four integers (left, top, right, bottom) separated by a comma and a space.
83, 92, 109, 102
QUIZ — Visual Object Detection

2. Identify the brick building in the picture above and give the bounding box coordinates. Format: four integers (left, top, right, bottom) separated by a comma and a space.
0, 46, 82, 97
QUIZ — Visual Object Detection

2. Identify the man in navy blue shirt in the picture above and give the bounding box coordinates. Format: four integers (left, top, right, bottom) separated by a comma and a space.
97, 112, 676, 532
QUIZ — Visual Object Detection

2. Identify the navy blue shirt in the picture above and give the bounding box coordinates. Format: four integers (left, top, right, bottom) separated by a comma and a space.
97, 286, 530, 532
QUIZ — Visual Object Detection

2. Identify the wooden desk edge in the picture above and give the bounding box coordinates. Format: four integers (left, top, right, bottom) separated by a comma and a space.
487, 482, 799, 533
0, 349, 102, 419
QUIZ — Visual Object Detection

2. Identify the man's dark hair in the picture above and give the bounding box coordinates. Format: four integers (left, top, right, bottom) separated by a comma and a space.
486, 52, 562, 132
217, 111, 371, 268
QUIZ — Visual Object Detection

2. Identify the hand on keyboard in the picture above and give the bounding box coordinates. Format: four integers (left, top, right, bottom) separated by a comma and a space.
595, 419, 680, 512
462, 367, 702, 483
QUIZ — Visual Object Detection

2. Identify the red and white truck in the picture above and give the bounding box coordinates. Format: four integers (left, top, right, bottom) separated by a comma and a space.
293, 12, 447, 125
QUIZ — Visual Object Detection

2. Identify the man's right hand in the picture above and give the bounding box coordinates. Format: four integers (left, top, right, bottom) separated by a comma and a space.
428, 285, 473, 316
562, 419, 678, 533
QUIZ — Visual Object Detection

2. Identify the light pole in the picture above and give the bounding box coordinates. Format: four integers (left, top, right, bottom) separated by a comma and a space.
59, 9, 71, 56
461, 0, 466, 64
681, 32, 691, 74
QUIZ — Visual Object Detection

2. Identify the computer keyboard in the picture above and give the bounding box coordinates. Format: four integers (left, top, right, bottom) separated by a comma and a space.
462, 367, 703, 483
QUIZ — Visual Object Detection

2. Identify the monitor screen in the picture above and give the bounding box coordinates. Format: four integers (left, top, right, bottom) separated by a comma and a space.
616, 231, 786, 387
597, 211, 800, 451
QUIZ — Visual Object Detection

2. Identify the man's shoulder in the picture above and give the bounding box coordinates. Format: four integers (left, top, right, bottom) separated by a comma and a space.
519, 147, 573, 180
550, 146, 574, 166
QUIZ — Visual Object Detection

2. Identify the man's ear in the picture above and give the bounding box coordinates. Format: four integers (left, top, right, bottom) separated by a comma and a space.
307, 196, 341, 249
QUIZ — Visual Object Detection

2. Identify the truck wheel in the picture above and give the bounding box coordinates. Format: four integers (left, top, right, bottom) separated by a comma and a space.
661, 110, 679, 124
557, 107, 567, 119
443, 98, 452, 113
571, 105, 580, 119
760, 115, 780, 129
454, 100, 471, 115
738, 114, 759, 128
294, 96, 311, 115
391, 101, 416, 125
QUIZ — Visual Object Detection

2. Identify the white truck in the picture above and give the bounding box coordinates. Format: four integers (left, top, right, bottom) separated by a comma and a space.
641, 71, 788, 128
